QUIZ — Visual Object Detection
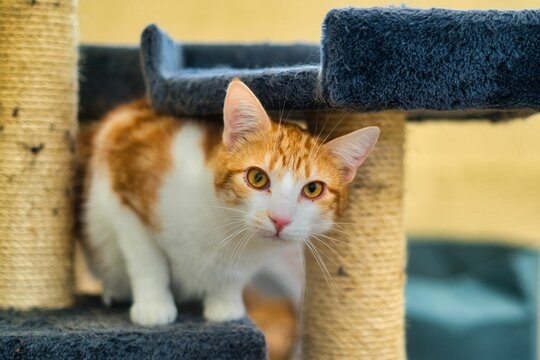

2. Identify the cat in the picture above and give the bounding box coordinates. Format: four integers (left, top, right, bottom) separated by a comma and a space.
81, 79, 379, 326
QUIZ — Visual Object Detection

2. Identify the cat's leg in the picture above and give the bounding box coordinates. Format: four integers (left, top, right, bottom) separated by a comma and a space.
113, 208, 177, 326
85, 183, 131, 305
99, 239, 131, 306
203, 283, 246, 321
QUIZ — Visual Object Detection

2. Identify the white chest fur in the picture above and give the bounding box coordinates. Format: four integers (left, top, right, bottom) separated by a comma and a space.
156, 124, 279, 299
86, 123, 286, 326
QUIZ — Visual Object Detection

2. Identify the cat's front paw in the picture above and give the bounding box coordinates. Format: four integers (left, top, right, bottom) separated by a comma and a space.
130, 300, 177, 326
204, 301, 245, 322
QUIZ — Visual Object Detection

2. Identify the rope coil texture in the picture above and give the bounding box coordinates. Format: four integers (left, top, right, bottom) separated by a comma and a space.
303, 111, 406, 359
0, 0, 78, 309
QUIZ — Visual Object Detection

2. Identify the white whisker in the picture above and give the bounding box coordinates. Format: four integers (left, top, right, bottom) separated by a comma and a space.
198, 205, 248, 214
311, 234, 346, 262
311, 231, 361, 251
304, 239, 340, 298
209, 226, 247, 257
296, 242, 306, 306
224, 230, 252, 284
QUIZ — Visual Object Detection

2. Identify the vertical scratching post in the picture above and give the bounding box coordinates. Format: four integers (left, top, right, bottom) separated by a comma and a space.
0, 0, 78, 309
303, 111, 406, 359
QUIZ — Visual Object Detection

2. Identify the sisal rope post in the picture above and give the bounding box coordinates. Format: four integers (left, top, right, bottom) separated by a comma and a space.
0, 0, 78, 309
303, 111, 406, 359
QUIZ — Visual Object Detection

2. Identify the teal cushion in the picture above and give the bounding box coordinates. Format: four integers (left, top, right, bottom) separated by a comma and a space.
407, 239, 538, 360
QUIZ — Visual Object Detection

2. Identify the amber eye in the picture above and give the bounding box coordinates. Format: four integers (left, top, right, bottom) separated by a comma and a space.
302, 181, 325, 199
245, 168, 270, 190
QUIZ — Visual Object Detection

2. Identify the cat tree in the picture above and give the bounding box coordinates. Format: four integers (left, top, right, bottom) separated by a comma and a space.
1, 2, 539, 359
0, 0, 77, 310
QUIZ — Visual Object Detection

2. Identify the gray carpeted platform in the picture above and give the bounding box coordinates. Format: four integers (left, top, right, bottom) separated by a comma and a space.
322, 8, 540, 111
78, 8, 540, 121
140, 8, 540, 117
0, 297, 266, 360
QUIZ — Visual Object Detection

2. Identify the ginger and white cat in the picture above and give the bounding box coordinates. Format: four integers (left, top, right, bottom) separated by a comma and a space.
82, 80, 379, 326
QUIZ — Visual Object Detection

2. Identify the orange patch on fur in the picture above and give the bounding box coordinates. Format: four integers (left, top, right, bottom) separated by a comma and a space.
244, 288, 297, 360
90, 99, 181, 229
212, 121, 348, 215
85, 101, 350, 229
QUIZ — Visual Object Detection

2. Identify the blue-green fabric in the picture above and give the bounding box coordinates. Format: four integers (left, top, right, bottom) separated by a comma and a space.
407, 239, 538, 360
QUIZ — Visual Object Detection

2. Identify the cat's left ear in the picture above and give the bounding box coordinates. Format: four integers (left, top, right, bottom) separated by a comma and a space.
223, 79, 272, 150
324, 126, 380, 183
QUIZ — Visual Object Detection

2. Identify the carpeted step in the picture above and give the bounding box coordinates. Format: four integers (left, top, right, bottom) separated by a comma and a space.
0, 297, 266, 360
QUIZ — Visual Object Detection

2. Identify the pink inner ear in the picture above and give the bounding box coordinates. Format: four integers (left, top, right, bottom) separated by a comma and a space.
342, 164, 359, 184
324, 126, 380, 183
223, 80, 271, 149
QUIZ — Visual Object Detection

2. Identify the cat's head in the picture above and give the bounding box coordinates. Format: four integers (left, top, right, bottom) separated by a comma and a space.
214, 80, 379, 244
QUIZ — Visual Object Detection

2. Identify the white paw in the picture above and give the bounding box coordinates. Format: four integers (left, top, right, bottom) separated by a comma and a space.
130, 300, 177, 326
204, 301, 245, 322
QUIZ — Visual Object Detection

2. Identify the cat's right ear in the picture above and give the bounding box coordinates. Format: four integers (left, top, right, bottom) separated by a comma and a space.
223, 79, 272, 150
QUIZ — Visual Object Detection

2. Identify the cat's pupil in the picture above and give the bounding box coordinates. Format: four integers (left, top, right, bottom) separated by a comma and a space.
254, 172, 263, 183
308, 183, 316, 193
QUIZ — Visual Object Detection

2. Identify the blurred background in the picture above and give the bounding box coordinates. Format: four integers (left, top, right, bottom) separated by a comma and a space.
78, 1, 540, 359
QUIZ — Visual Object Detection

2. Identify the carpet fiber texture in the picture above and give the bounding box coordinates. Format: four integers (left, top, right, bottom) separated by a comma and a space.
140, 24, 322, 116
0, 297, 266, 360
139, 8, 540, 117
322, 7, 540, 111
78, 8, 540, 120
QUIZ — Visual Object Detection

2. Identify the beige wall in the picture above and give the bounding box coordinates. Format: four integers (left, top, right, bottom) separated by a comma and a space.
80, 0, 539, 44
405, 116, 540, 246
79, 0, 540, 245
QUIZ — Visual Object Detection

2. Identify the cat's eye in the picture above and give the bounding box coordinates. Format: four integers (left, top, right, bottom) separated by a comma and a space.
245, 168, 270, 190
302, 181, 325, 199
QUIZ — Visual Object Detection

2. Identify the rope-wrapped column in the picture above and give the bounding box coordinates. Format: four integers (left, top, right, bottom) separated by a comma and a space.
0, 0, 78, 309
303, 111, 406, 359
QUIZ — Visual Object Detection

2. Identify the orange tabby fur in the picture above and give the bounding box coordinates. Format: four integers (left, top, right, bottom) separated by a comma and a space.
80, 79, 379, 331
212, 121, 348, 214
90, 100, 181, 229
87, 100, 349, 230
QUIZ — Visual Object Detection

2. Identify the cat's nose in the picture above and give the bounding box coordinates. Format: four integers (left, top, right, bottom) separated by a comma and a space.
269, 214, 291, 234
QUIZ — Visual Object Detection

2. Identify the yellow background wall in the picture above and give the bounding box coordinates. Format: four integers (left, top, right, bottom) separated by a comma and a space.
79, 0, 540, 245
79, 0, 539, 44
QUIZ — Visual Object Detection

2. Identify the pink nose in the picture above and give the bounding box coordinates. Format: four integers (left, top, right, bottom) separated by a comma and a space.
269, 215, 291, 234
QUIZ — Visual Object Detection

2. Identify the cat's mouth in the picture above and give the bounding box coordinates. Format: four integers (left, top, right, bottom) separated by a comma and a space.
264, 233, 286, 242
254, 223, 297, 243
257, 228, 287, 242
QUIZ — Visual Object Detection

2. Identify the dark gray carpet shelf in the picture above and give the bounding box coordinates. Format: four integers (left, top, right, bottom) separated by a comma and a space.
78, 8, 540, 122
140, 8, 540, 117
0, 297, 266, 360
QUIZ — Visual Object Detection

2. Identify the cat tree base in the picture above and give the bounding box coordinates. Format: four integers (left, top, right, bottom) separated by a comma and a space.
0, 297, 266, 360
